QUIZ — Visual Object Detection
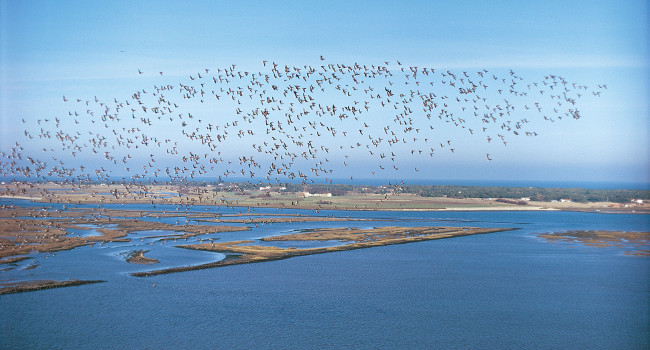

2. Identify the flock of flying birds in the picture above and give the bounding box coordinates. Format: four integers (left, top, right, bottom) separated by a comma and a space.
2, 57, 606, 188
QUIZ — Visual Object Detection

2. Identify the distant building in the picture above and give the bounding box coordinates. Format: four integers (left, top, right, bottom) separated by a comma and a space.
302, 192, 332, 197
520, 197, 531, 201
560, 198, 572, 203
631, 199, 644, 204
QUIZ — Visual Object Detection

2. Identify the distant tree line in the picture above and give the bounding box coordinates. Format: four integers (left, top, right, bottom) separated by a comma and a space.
95, 179, 648, 203
396, 185, 649, 203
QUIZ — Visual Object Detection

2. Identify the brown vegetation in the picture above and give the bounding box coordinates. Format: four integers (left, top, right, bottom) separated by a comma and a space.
0, 207, 249, 259
125, 250, 159, 264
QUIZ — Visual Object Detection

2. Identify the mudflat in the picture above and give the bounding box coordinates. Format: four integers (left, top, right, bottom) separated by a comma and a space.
536, 230, 650, 256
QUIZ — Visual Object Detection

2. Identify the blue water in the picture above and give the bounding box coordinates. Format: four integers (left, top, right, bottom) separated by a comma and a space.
1, 199, 648, 349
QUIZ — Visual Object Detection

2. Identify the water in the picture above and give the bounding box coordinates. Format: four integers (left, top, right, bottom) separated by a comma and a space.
1, 199, 648, 349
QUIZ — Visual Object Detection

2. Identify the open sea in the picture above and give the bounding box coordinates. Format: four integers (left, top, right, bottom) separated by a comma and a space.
1, 198, 648, 349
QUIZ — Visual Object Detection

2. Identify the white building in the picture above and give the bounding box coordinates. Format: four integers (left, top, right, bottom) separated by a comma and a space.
302, 192, 332, 197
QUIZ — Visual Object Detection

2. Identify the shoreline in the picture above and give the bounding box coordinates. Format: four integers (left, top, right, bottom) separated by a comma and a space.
0, 280, 105, 295
1, 193, 646, 214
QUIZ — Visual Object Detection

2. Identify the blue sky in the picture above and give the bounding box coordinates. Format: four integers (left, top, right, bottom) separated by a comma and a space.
1, 0, 648, 184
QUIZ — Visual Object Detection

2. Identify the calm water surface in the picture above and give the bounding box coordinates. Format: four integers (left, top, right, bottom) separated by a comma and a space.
1, 199, 648, 349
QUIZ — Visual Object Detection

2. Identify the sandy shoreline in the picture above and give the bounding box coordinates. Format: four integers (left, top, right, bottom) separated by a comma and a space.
0, 195, 41, 200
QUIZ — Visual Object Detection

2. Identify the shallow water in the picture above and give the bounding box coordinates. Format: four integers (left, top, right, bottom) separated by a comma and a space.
1, 198, 648, 349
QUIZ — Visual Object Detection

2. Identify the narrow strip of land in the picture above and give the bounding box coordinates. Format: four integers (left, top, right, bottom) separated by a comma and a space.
0, 279, 105, 295
132, 226, 516, 277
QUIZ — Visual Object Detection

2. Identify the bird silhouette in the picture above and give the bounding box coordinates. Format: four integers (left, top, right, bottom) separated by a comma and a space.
1, 57, 604, 192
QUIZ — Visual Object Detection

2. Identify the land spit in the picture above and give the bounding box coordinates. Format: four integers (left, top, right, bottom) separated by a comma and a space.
0, 280, 105, 295
132, 226, 516, 277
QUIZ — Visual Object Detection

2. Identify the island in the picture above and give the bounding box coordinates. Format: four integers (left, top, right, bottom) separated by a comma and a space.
125, 250, 160, 264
